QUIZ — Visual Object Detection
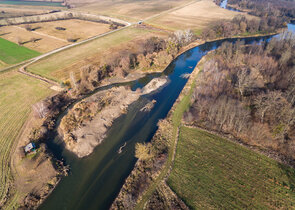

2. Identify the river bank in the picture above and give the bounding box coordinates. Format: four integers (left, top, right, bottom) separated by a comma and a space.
9, 26, 286, 209
111, 48, 207, 210
8, 70, 169, 208
112, 24, 294, 208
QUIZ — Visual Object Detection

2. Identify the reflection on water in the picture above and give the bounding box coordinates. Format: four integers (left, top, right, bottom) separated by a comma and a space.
220, 0, 228, 9
288, 23, 295, 32
220, 0, 241, 12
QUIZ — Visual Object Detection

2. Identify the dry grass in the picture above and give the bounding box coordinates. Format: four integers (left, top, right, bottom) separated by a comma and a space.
0, 25, 67, 53
27, 27, 168, 82
0, 19, 113, 53
18, 19, 112, 41
147, 0, 251, 33
0, 69, 53, 208
72, 0, 192, 22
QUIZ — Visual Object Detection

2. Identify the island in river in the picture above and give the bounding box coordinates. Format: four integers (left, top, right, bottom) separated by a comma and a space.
59, 77, 169, 158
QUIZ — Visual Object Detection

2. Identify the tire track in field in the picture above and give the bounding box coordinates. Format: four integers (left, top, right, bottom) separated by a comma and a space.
13, 26, 68, 43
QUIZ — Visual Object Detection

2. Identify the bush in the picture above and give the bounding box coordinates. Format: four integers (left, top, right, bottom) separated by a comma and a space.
55, 27, 66, 31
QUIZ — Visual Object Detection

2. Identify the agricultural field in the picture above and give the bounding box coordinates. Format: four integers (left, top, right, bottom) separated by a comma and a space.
0, 37, 40, 64
0, 19, 112, 53
147, 0, 246, 33
71, 0, 192, 22
0, 69, 54, 208
168, 126, 295, 209
27, 27, 168, 82
19, 19, 111, 41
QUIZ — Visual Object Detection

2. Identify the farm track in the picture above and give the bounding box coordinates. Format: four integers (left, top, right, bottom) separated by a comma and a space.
16, 23, 132, 86
4, 1, 199, 85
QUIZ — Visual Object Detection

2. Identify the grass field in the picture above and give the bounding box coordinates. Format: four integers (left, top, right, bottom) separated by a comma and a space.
0, 25, 68, 53
73, 0, 192, 22
147, 0, 248, 33
27, 27, 167, 82
0, 38, 40, 64
168, 126, 295, 209
19, 19, 111, 42
0, 70, 53, 208
0, 19, 112, 53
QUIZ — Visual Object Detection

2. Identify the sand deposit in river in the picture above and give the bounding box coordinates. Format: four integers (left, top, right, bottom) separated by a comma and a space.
59, 77, 168, 158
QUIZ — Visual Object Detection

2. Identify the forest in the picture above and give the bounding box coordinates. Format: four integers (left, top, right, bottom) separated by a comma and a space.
227, 0, 295, 20
201, 15, 285, 40
184, 31, 295, 159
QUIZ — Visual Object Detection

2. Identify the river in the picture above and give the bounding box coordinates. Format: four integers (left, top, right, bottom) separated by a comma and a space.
0, 0, 64, 7
220, 0, 241, 12
39, 4, 295, 210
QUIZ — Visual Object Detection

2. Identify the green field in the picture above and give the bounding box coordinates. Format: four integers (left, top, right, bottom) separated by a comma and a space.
168, 126, 295, 209
0, 70, 53, 208
0, 38, 40, 65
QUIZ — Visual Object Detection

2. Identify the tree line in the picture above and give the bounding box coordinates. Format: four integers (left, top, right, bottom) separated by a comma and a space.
68, 29, 195, 96
201, 15, 285, 40
227, 0, 295, 20
184, 31, 295, 159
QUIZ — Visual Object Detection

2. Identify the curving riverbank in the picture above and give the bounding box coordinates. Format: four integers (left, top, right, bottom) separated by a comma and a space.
59, 77, 169, 158
11, 13, 293, 208
40, 33, 284, 210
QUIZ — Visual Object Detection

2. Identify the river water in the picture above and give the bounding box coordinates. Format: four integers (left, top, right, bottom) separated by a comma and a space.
220, 0, 241, 12
0, 0, 64, 7
39, 5, 295, 210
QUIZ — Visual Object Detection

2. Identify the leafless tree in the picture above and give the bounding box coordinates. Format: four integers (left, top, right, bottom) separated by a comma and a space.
33, 101, 49, 118
70, 71, 78, 91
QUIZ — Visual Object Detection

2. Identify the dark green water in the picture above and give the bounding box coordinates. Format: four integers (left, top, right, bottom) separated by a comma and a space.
0, 0, 63, 7
38, 33, 283, 210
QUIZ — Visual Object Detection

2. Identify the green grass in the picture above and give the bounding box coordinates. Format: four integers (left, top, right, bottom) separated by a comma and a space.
0, 69, 53, 208
0, 38, 40, 64
168, 126, 295, 209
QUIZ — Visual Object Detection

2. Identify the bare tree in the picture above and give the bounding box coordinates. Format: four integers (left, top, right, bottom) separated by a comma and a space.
70, 71, 77, 90
33, 101, 49, 118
